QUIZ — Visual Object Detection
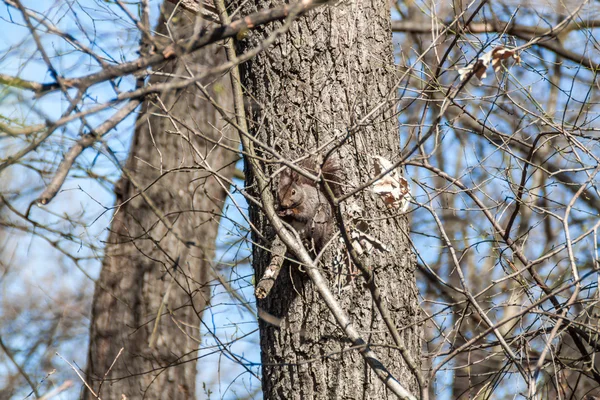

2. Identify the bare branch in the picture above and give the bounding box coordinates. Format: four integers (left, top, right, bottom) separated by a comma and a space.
254, 237, 287, 299
36, 99, 142, 205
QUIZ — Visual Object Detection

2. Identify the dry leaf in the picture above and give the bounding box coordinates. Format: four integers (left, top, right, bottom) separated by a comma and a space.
371, 156, 411, 212
458, 46, 521, 82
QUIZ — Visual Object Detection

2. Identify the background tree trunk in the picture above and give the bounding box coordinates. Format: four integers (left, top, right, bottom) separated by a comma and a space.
85, 3, 236, 398
238, 1, 422, 398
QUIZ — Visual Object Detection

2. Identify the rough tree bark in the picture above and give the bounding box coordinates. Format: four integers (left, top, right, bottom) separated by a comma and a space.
238, 0, 422, 398
85, 3, 236, 399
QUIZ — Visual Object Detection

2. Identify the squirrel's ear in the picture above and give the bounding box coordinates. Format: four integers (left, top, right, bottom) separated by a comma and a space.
279, 165, 293, 185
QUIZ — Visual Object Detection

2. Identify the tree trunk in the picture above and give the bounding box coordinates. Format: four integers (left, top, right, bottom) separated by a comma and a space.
238, 1, 422, 398
85, 3, 236, 399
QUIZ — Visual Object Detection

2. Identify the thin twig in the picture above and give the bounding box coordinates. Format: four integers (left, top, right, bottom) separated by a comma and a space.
37, 99, 142, 205
96, 347, 124, 397
56, 352, 100, 399
0, 334, 40, 398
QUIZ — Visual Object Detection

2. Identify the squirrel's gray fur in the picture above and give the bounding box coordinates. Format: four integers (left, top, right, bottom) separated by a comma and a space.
277, 155, 342, 252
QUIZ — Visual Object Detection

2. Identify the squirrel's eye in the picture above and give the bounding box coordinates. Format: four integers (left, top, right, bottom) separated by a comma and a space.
291, 189, 296, 196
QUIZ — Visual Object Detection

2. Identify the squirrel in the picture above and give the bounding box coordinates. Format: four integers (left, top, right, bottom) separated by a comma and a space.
277, 155, 342, 252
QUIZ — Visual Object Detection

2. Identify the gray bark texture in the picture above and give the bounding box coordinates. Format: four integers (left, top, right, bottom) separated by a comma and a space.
237, 1, 422, 398
85, 3, 236, 399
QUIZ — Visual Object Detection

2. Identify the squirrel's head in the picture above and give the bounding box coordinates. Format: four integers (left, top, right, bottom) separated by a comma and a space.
279, 181, 304, 210
278, 167, 305, 210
